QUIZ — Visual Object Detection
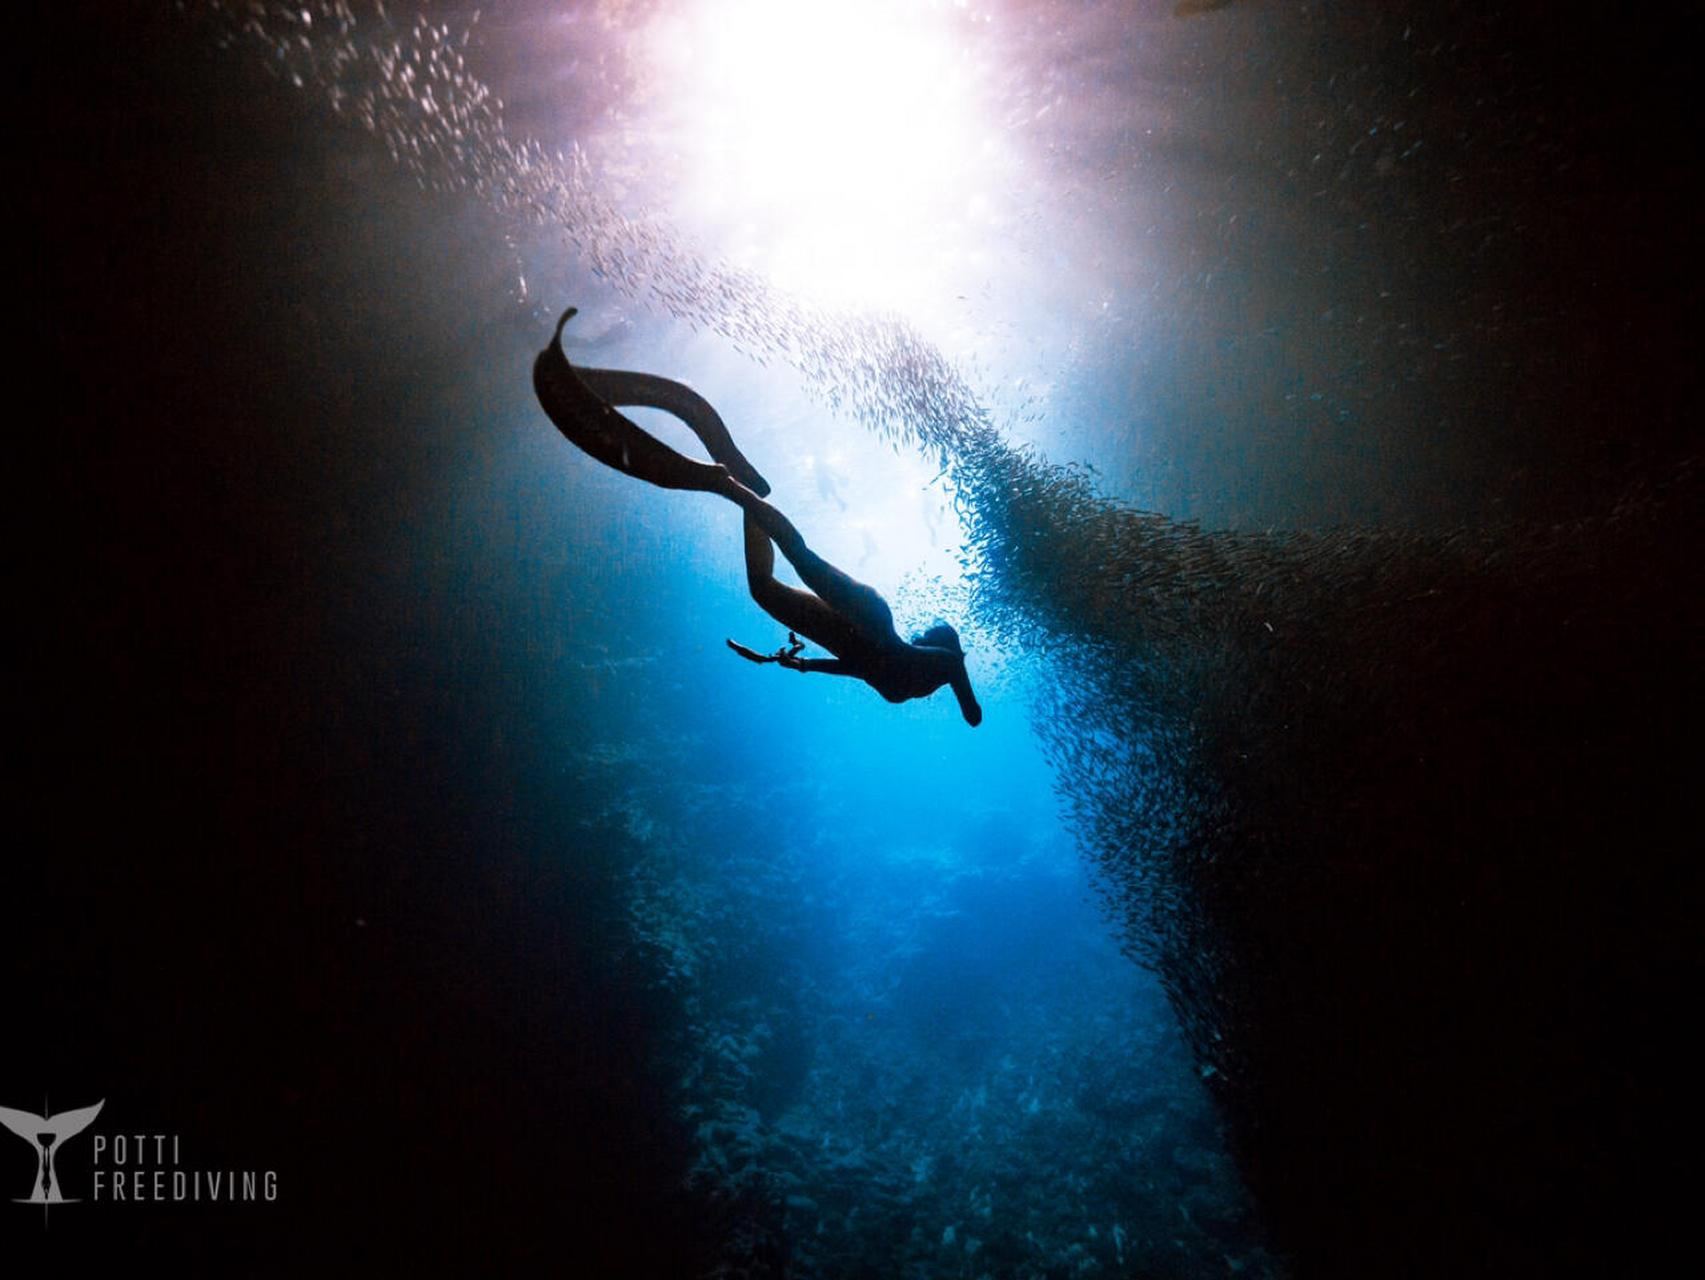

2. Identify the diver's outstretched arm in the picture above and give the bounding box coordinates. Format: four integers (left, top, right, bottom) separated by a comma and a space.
725, 641, 854, 679
785, 657, 855, 677
726, 639, 777, 664
727, 631, 808, 665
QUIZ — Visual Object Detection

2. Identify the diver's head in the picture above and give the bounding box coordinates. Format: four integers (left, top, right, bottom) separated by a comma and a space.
912, 621, 964, 656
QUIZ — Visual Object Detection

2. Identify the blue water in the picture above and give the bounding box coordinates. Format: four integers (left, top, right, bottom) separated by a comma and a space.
501, 321, 1274, 1273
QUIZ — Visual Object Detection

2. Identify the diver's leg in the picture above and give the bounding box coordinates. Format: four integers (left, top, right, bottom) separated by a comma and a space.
576, 367, 771, 497
742, 508, 777, 587
740, 513, 856, 648
785, 543, 897, 643
729, 495, 897, 644
727, 487, 810, 563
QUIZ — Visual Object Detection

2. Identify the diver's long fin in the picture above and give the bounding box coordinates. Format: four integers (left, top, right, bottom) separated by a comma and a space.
576, 366, 772, 497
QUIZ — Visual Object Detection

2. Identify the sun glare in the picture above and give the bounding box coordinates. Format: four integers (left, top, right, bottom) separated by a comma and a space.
640, 0, 1004, 315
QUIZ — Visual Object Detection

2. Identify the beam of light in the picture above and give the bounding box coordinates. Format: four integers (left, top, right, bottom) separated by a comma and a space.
636, 0, 1010, 319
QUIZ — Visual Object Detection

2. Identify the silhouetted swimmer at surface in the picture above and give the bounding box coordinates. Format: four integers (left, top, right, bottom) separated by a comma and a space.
534, 307, 983, 726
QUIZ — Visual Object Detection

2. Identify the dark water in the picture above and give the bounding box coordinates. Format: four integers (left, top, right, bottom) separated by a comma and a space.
12, 2, 1696, 1275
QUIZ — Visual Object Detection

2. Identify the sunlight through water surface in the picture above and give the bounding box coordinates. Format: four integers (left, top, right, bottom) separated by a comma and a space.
633, 0, 1014, 319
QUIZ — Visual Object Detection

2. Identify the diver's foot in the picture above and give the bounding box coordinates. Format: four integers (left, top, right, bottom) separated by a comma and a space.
702, 456, 770, 504
707, 462, 745, 502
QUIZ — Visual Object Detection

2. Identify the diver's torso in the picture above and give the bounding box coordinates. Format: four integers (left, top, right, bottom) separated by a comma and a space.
865, 644, 954, 704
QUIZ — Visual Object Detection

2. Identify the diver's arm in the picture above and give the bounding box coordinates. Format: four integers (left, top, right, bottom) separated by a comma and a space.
731, 641, 852, 676
949, 664, 983, 727
727, 639, 778, 664
787, 657, 856, 677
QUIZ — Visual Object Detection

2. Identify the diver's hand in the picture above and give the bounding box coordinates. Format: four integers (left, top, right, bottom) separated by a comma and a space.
726, 639, 773, 664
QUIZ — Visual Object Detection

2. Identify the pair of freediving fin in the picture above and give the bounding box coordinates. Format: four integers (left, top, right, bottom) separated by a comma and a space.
535, 307, 772, 497
537, 308, 810, 666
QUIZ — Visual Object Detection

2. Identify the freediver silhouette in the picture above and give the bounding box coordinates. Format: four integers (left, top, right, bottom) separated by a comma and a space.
533, 307, 982, 726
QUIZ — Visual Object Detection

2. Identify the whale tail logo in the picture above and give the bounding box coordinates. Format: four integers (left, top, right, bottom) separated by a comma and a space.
0, 1101, 104, 1203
